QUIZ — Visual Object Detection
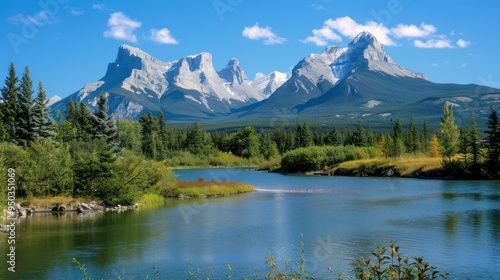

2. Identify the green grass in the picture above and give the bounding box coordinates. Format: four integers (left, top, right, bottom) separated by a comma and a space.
169, 178, 254, 198
139, 193, 165, 205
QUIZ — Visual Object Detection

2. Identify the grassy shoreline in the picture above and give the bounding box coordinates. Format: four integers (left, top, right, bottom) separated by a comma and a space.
168, 179, 254, 198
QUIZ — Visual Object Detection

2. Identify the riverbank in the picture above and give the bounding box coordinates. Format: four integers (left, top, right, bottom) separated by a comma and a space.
168, 179, 254, 198
330, 156, 444, 178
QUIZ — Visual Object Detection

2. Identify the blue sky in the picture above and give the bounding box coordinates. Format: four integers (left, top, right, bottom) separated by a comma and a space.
1, 0, 500, 99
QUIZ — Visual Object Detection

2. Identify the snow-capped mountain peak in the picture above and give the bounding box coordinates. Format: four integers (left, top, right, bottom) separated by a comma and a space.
250, 71, 289, 97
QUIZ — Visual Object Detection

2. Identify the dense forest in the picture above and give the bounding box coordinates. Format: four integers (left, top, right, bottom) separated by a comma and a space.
1, 63, 500, 207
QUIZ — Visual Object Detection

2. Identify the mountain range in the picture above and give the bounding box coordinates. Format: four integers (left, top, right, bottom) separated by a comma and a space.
52, 32, 500, 127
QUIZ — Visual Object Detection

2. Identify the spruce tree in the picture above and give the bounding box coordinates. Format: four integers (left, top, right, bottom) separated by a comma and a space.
351, 121, 366, 147
421, 120, 429, 152
158, 110, 169, 158
17, 66, 37, 145
78, 102, 94, 141
458, 125, 471, 168
469, 115, 481, 173
1, 62, 20, 143
485, 108, 500, 176
408, 118, 419, 154
32, 81, 54, 140
139, 113, 159, 159
93, 93, 118, 147
325, 125, 340, 146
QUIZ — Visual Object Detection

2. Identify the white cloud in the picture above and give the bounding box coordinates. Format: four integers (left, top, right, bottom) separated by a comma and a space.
310, 4, 327, 11
461, 63, 467, 68
391, 23, 436, 38
7, 11, 59, 26
414, 39, 453, 49
65, 6, 85, 16
149, 28, 179, 44
254, 72, 265, 80
103, 12, 142, 43
324, 16, 395, 46
301, 26, 342, 46
302, 16, 394, 46
92, 4, 107, 11
242, 23, 286, 45
432, 63, 439, 67
456, 39, 471, 48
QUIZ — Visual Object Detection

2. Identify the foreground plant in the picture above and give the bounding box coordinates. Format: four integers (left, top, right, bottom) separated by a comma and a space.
352, 242, 449, 280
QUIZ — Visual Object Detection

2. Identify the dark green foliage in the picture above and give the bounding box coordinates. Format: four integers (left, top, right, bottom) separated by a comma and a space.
230, 126, 261, 159
281, 145, 378, 173
139, 113, 160, 159
458, 125, 471, 168
351, 121, 366, 147
259, 131, 279, 160
93, 93, 118, 148
485, 108, 500, 177
1, 62, 19, 143
421, 120, 429, 153
408, 118, 419, 154
186, 122, 207, 155
295, 122, 313, 148
17, 66, 35, 145
32, 81, 54, 140
325, 125, 341, 146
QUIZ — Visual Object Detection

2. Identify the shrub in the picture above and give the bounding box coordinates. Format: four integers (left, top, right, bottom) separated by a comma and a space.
281, 145, 378, 173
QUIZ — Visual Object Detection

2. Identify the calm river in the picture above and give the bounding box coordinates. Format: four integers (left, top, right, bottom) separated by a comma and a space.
1, 168, 500, 279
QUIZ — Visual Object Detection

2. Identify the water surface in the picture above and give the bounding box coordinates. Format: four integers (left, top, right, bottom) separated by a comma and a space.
1, 169, 499, 279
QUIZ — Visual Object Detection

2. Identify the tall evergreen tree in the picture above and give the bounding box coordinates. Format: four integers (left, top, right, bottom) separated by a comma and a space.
439, 103, 460, 161
458, 125, 471, 168
17, 66, 35, 145
312, 122, 323, 146
158, 110, 169, 158
32, 81, 54, 140
93, 93, 118, 148
1, 62, 20, 143
408, 118, 419, 154
271, 124, 287, 154
351, 121, 366, 147
485, 108, 500, 176
325, 125, 341, 146
139, 113, 159, 159
469, 115, 481, 173
421, 120, 429, 153
186, 122, 205, 155
78, 102, 94, 141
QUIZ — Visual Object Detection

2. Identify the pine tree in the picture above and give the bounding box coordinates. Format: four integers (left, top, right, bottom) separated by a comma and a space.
312, 122, 323, 146
139, 113, 159, 159
158, 110, 169, 159
271, 124, 287, 154
78, 102, 94, 141
32, 81, 54, 140
421, 120, 429, 152
351, 121, 366, 147
485, 108, 500, 176
458, 125, 471, 168
186, 122, 205, 155
469, 115, 481, 173
17, 66, 36, 145
1, 62, 20, 143
65, 98, 79, 125
439, 103, 460, 161
408, 118, 419, 154
325, 125, 340, 146
93, 93, 118, 148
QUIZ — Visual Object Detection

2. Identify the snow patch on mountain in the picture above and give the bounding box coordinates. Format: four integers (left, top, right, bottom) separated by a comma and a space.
47, 95, 62, 106
251, 71, 289, 97
364, 100, 382, 108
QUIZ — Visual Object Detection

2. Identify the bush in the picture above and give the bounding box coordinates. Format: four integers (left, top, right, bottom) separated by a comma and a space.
281, 145, 378, 173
